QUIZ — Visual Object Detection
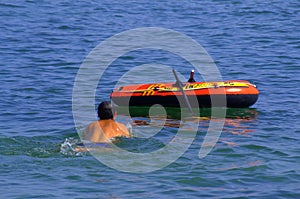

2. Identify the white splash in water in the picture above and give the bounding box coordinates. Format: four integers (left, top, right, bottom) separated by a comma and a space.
60, 137, 83, 156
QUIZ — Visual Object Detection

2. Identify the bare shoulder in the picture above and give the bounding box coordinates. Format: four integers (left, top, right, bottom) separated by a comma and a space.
83, 121, 100, 138
115, 122, 130, 137
86, 121, 101, 129
115, 122, 127, 130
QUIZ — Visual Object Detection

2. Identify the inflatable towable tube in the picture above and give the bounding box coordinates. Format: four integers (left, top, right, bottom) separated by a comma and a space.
110, 71, 259, 108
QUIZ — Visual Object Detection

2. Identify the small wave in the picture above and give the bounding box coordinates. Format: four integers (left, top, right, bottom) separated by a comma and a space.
114, 137, 165, 153
0, 135, 61, 158
59, 136, 166, 156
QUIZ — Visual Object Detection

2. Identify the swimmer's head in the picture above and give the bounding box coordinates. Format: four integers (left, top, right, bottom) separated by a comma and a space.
97, 101, 115, 120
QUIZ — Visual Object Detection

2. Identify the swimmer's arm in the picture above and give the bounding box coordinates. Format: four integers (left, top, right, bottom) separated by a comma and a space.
75, 146, 89, 152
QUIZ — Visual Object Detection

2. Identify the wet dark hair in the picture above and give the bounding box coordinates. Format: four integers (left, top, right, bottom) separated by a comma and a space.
97, 101, 115, 120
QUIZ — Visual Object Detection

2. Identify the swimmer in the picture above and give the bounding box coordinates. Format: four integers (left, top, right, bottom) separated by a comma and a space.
83, 101, 130, 143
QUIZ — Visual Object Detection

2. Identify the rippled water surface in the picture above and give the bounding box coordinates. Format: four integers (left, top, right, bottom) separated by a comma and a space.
0, 0, 299, 198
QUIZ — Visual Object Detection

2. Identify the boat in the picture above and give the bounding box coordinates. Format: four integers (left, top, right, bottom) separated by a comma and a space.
110, 70, 259, 108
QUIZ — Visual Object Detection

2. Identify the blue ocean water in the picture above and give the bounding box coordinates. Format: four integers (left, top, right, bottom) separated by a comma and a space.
0, 0, 299, 198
